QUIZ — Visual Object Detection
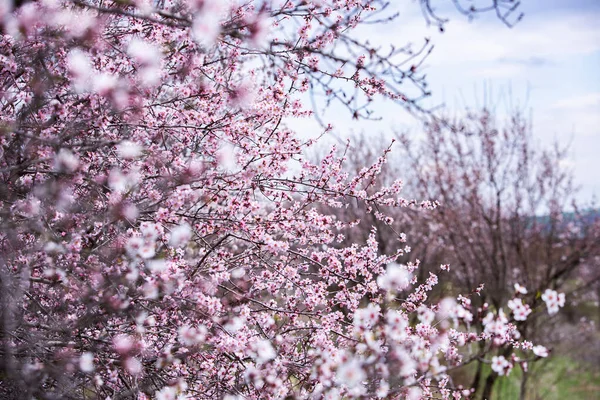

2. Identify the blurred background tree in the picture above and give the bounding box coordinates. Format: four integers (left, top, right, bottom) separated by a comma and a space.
320, 107, 600, 399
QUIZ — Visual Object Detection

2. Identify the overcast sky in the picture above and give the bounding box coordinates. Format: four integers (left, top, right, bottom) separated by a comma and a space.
295, 0, 600, 204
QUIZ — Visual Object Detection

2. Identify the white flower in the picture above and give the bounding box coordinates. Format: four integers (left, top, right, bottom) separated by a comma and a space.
141, 281, 159, 299
532, 345, 548, 358
67, 49, 92, 92
178, 325, 207, 346
169, 223, 192, 247
216, 143, 237, 172
385, 310, 408, 341
507, 298, 521, 311
117, 140, 144, 159
192, 14, 221, 47
52, 9, 97, 38
417, 305, 435, 325
127, 38, 161, 66
507, 298, 532, 321
223, 395, 243, 400
557, 292, 566, 307
121, 203, 139, 221
79, 352, 94, 372
191, 0, 226, 47
133, 0, 154, 15
231, 268, 245, 279
377, 263, 411, 292
376, 381, 389, 398
140, 221, 161, 242
512, 305, 532, 321
514, 283, 528, 294
155, 386, 177, 400
491, 355, 511, 376
108, 169, 135, 193
43, 268, 67, 284
138, 243, 156, 259
126, 237, 144, 259
336, 357, 366, 389
252, 339, 276, 364
55, 149, 79, 173
406, 387, 422, 400
92, 72, 118, 95
139, 66, 161, 86
94, 374, 104, 387
124, 357, 142, 376
44, 241, 64, 254
126, 235, 156, 260
127, 39, 162, 87
455, 304, 473, 323
15, 197, 41, 218
353, 303, 380, 331
482, 312, 495, 326
224, 317, 244, 334
113, 335, 134, 354
541, 289, 565, 315
243, 365, 264, 388
146, 259, 167, 274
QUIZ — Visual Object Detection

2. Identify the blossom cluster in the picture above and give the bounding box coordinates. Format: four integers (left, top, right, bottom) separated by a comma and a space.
541, 289, 566, 315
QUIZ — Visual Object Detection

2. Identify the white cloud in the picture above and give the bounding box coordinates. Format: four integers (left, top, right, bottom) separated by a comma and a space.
552, 93, 600, 111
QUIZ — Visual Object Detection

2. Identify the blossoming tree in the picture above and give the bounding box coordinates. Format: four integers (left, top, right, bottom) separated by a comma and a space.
0, 0, 555, 399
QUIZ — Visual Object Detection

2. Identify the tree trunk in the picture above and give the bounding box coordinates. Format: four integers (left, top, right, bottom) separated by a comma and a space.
519, 370, 528, 400
471, 359, 484, 394
481, 372, 497, 400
